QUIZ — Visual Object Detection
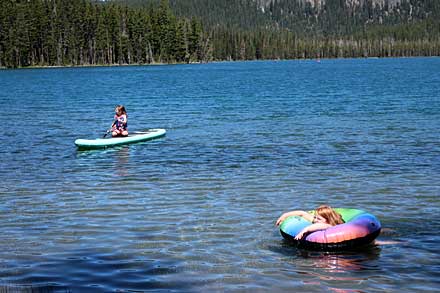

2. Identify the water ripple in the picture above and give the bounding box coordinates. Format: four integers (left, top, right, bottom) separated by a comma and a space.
0, 58, 439, 291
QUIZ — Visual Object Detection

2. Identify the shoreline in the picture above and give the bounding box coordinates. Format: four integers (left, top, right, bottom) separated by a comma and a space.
0, 61, 188, 70
1, 55, 438, 70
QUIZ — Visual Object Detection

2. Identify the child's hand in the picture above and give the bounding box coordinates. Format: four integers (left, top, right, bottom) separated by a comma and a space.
276, 214, 287, 226
294, 230, 305, 240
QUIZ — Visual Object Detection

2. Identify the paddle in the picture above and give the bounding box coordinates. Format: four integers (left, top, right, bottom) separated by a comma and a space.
103, 120, 117, 138
102, 129, 111, 138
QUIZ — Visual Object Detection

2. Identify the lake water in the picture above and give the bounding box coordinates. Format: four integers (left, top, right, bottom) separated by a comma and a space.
0, 58, 439, 292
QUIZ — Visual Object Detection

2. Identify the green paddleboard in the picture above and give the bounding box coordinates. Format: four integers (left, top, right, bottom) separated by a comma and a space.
75, 129, 166, 150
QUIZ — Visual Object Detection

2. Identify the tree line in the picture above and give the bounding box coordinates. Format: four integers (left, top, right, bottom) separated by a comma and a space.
1, 0, 439, 68
0, 0, 207, 68
209, 19, 440, 61
166, 0, 440, 60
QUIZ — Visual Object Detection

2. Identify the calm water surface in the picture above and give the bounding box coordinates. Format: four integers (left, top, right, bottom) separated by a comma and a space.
0, 58, 439, 292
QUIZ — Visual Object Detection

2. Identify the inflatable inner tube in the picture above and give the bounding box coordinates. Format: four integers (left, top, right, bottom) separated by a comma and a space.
279, 208, 381, 251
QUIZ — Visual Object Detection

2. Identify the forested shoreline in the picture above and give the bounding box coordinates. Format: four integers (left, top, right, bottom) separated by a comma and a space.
1, 0, 439, 68
169, 0, 440, 61
0, 0, 207, 68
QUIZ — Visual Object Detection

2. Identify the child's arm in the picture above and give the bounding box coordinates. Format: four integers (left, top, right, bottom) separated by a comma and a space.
111, 115, 118, 128
276, 210, 314, 226
294, 223, 332, 240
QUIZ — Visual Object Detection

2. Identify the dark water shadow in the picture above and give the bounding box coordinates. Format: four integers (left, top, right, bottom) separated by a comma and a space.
294, 244, 382, 273
73, 145, 131, 176
0, 284, 71, 293
0, 248, 194, 293
266, 239, 383, 293
74, 144, 131, 158
269, 236, 382, 273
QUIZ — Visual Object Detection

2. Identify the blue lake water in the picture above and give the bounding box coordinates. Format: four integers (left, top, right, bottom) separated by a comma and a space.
0, 58, 439, 292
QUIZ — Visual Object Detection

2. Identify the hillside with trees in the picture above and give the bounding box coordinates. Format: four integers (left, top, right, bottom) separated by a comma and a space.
0, 0, 207, 68
1, 0, 439, 68
165, 0, 440, 60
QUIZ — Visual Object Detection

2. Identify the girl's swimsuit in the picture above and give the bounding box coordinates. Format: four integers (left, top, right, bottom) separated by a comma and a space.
114, 114, 127, 131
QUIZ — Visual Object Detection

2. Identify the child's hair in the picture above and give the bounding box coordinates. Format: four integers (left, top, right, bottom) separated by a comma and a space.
115, 105, 127, 116
315, 205, 345, 226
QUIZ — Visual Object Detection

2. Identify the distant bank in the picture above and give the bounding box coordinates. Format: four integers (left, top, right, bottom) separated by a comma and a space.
3, 56, 440, 70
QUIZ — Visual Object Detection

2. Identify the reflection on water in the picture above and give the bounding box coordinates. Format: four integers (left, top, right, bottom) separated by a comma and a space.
113, 146, 130, 177
270, 240, 383, 292
75, 146, 131, 177
297, 245, 381, 273
301, 247, 382, 293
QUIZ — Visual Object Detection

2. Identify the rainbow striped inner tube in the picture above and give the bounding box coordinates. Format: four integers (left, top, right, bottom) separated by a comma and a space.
280, 208, 381, 251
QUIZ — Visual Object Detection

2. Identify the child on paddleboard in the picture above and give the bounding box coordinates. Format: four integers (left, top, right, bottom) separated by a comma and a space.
112, 105, 128, 137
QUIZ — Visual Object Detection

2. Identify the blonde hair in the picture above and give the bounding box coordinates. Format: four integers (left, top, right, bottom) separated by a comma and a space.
315, 205, 345, 226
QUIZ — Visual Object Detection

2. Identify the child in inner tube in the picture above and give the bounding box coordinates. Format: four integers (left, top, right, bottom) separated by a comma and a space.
112, 105, 128, 137
275, 205, 345, 240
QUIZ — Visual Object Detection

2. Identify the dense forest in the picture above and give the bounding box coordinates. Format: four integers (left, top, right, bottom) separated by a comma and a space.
166, 0, 440, 60
1, 0, 439, 68
0, 0, 207, 68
